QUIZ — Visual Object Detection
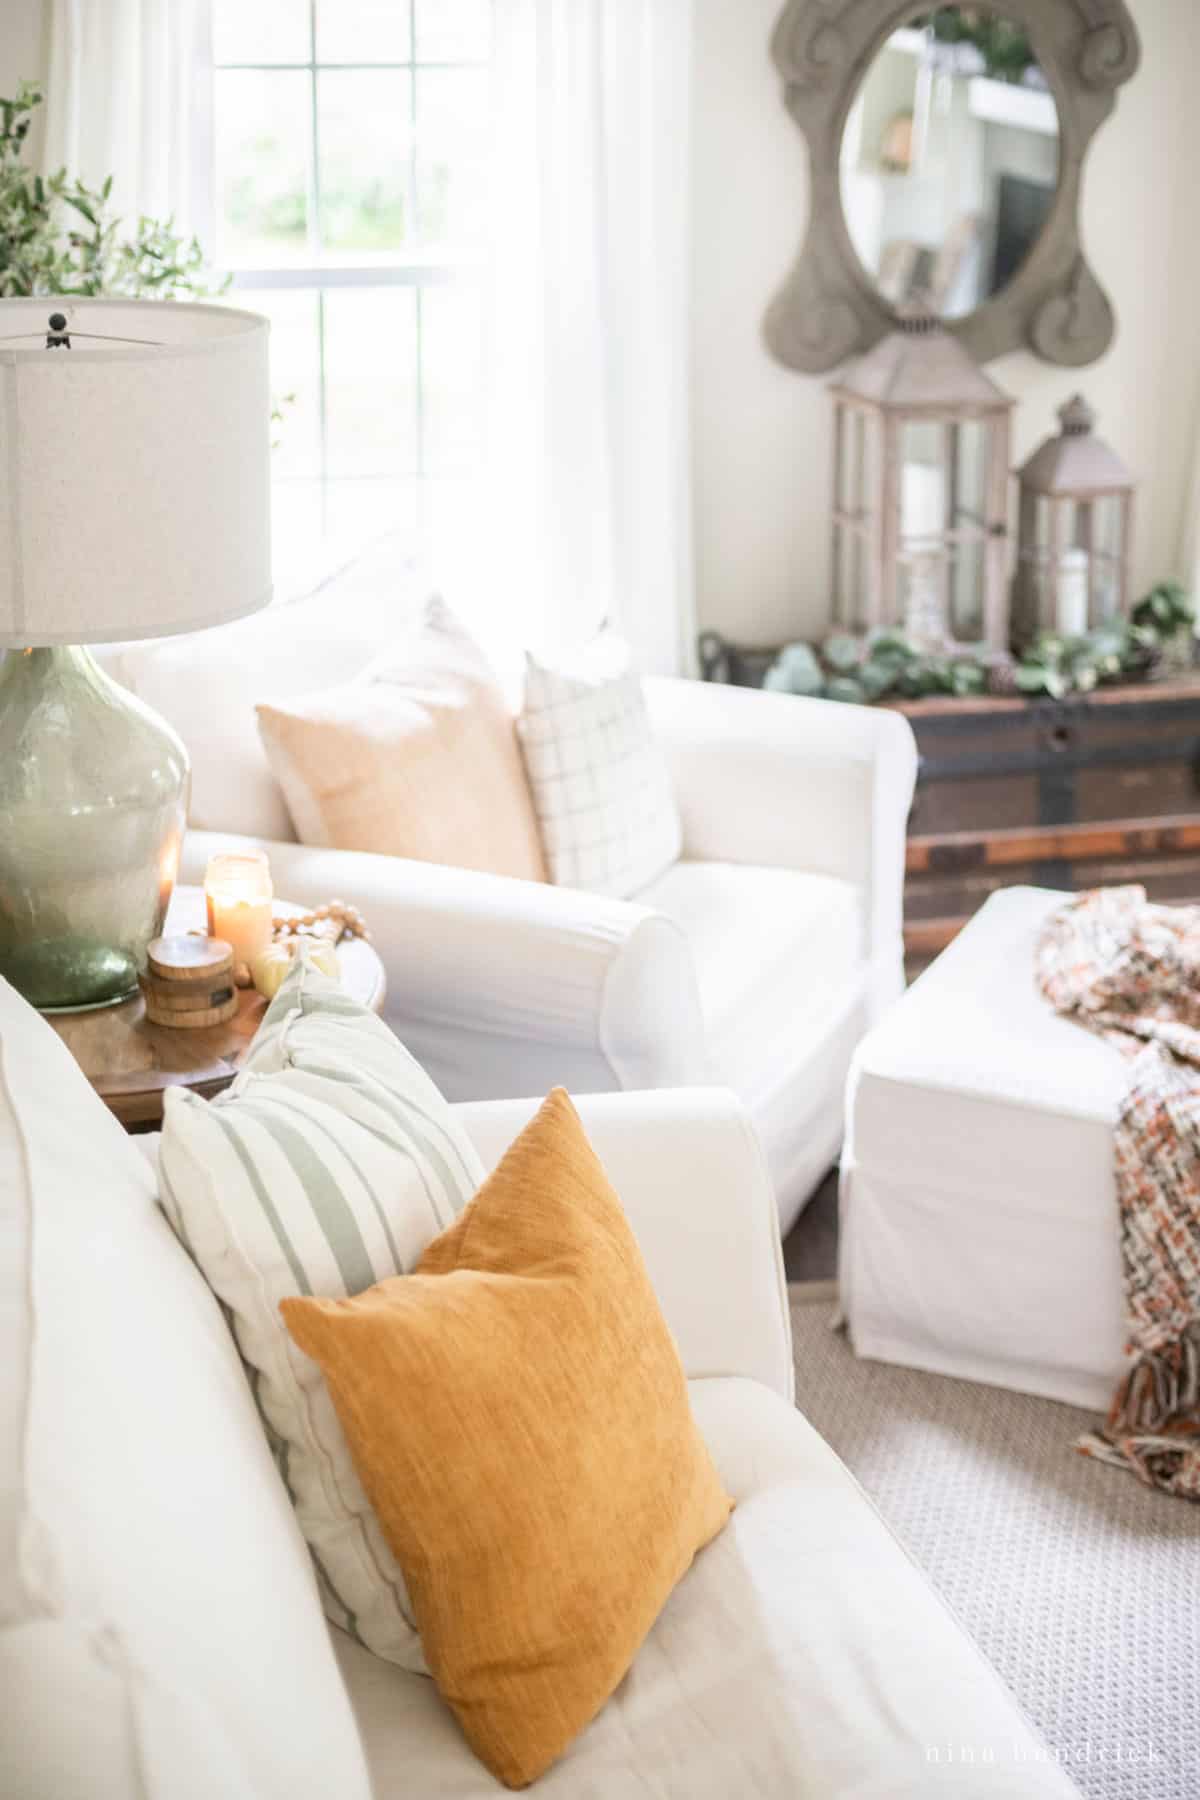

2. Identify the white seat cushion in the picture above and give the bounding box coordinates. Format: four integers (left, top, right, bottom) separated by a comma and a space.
841, 885, 1126, 1408
636, 862, 870, 1219
332, 1377, 1075, 1798
636, 862, 862, 1070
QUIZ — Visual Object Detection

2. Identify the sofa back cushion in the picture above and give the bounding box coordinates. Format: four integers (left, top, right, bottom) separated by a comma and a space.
0, 974, 371, 1800
103, 585, 412, 841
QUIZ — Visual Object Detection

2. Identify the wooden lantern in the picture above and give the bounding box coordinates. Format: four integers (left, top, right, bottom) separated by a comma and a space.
829, 316, 1015, 654
1012, 395, 1136, 648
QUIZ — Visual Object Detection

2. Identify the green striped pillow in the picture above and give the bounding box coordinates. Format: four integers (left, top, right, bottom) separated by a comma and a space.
158, 950, 484, 1672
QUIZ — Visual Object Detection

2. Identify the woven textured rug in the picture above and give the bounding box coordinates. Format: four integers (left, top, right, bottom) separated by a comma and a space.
789, 1287, 1200, 1800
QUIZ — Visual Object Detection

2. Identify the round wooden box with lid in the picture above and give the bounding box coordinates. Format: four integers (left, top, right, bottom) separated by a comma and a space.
47, 888, 386, 1129
141, 935, 238, 1028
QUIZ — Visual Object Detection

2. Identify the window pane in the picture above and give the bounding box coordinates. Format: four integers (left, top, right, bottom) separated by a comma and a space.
415, 0, 492, 62
415, 68, 490, 247
230, 288, 322, 480
316, 0, 411, 64
216, 70, 311, 266
213, 0, 310, 65
318, 71, 412, 254
323, 288, 419, 476
421, 285, 484, 476
321, 480, 419, 549
270, 479, 420, 603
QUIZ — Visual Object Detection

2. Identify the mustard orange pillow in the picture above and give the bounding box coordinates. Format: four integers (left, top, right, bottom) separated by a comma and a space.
255, 596, 547, 882
280, 1088, 733, 1789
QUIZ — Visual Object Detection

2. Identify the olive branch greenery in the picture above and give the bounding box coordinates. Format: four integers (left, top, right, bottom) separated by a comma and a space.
0, 83, 298, 438
765, 582, 1196, 706
0, 82, 223, 300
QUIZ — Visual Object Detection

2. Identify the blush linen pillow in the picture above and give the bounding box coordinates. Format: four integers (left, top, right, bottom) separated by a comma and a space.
256, 596, 548, 882
280, 1088, 733, 1791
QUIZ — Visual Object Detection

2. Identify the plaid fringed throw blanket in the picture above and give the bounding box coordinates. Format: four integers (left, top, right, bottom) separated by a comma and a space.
1037, 885, 1200, 1500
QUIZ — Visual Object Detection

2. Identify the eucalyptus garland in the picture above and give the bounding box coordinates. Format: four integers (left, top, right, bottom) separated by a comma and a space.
764, 583, 1196, 707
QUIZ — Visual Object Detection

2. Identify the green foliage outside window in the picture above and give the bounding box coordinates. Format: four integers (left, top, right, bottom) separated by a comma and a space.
909, 8, 1036, 84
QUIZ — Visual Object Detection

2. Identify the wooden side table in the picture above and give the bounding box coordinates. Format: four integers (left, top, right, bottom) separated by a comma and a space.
48, 886, 386, 1129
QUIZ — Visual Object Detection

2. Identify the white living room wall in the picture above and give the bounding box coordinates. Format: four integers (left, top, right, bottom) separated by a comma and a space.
692, 0, 1200, 648
0, 0, 48, 163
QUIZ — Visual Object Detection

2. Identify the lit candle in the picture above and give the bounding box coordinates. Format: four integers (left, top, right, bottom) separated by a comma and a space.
1056, 547, 1090, 638
204, 850, 274, 969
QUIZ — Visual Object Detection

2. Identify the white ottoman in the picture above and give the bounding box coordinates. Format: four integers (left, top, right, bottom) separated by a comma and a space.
840, 885, 1127, 1409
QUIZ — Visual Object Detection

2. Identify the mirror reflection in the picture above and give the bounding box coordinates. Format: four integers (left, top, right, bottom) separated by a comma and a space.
840, 7, 1059, 319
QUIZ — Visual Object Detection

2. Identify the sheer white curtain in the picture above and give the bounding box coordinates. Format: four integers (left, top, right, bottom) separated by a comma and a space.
484, 0, 696, 676
1185, 411, 1200, 612
42, 0, 214, 244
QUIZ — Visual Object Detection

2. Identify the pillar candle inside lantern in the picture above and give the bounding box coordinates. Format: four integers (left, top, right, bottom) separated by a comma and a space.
1056, 547, 1090, 637
204, 851, 274, 968
901, 462, 945, 544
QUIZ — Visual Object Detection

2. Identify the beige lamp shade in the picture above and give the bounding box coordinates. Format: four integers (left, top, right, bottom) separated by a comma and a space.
0, 297, 271, 647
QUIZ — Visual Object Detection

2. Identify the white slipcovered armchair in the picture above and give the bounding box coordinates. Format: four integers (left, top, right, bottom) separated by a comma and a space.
102, 591, 917, 1231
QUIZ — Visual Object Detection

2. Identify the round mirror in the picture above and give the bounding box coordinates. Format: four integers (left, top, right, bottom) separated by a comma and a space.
840, 7, 1060, 320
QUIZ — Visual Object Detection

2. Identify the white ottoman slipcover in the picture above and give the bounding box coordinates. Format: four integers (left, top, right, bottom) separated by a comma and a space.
840, 885, 1127, 1409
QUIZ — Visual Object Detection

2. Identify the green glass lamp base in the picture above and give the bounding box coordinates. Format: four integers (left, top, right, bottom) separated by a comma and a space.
0, 647, 190, 1013
5, 941, 139, 1013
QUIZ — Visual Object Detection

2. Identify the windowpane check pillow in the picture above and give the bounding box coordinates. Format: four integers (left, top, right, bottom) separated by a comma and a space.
157, 950, 484, 1673
516, 634, 682, 898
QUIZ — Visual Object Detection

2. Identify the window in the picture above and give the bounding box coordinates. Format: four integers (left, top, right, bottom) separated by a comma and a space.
212, 1, 492, 598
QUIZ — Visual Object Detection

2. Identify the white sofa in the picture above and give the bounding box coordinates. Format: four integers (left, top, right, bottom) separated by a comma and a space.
100, 589, 918, 1231
1, 974, 1077, 1798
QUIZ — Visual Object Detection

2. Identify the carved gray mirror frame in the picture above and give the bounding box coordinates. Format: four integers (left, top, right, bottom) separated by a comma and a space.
765, 0, 1139, 373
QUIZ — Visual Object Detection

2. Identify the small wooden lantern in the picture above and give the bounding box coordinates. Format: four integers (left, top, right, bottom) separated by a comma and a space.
829, 315, 1014, 654
1012, 395, 1136, 647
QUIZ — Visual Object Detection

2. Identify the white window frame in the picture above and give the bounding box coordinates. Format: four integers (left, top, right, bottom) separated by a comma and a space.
213, 0, 488, 495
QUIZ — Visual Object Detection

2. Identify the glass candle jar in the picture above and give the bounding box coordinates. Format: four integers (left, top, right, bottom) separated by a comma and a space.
204, 850, 273, 970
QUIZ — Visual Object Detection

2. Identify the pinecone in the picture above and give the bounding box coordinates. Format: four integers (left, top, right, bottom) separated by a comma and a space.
985, 658, 1020, 698
1127, 640, 1164, 681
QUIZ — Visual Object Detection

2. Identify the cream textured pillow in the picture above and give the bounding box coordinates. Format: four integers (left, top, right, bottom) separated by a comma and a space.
517, 633, 682, 898
157, 951, 485, 1673
256, 596, 547, 882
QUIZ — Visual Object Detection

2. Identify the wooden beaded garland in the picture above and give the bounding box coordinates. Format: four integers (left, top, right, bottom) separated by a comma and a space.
194, 899, 372, 985
270, 898, 371, 946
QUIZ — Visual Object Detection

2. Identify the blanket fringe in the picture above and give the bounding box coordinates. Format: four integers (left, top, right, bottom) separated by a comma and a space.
1075, 1327, 1200, 1500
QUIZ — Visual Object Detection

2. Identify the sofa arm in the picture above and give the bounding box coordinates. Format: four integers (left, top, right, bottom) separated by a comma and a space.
455, 1089, 794, 1403
643, 677, 917, 1013
180, 831, 710, 1101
